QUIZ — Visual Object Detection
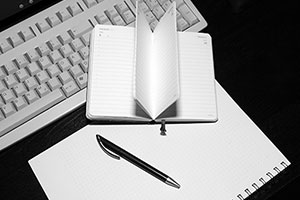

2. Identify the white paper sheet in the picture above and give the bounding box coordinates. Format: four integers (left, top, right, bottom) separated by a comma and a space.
29, 81, 290, 200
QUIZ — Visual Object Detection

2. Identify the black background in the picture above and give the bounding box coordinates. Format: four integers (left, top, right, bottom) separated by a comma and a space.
0, 0, 299, 199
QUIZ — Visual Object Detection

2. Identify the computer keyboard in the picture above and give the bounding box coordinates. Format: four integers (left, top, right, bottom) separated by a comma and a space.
0, 0, 207, 150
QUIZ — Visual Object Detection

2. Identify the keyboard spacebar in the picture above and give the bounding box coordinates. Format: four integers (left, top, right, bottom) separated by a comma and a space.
0, 89, 66, 137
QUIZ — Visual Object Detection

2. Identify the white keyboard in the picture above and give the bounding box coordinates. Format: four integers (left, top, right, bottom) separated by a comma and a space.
0, 0, 207, 150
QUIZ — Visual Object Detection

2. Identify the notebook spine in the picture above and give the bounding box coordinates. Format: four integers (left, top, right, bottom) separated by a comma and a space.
235, 161, 289, 200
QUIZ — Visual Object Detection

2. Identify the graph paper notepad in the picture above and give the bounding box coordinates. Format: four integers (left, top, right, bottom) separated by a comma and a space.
29, 81, 290, 200
86, 2, 217, 122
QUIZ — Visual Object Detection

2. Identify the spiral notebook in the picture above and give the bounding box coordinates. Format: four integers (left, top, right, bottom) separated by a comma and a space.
29, 81, 290, 199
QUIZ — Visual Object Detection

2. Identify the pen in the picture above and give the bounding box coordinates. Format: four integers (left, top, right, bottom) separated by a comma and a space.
96, 134, 180, 189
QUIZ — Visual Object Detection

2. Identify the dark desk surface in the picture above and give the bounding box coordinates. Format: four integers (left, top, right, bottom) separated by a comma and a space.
1, 0, 299, 199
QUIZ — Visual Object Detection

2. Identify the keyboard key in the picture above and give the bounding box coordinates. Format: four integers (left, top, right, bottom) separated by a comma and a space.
68, 22, 93, 39
46, 14, 61, 27
78, 46, 89, 59
8, 33, 24, 47
47, 64, 61, 77
14, 55, 29, 68
83, 0, 97, 8
68, 52, 82, 66
36, 20, 51, 33
115, 2, 129, 14
57, 9, 72, 22
122, 10, 135, 24
15, 68, 30, 82
0, 81, 6, 93
36, 71, 50, 84
62, 80, 79, 97
104, 9, 119, 21
75, 73, 87, 89
139, 2, 150, 13
145, 11, 156, 23
12, 97, 27, 111
38, 56, 52, 69
47, 77, 62, 91
24, 77, 38, 90
57, 32, 73, 45
18, 27, 35, 41
152, 5, 165, 19
58, 71, 72, 84
69, 65, 84, 78
144, 0, 159, 10
1, 89, 15, 103
161, 1, 172, 11
0, 39, 13, 53
47, 37, 62, 51
0, 89, 65, 136
4, 75, 18, 89
67, 3, 83, 16
1, 103, 16, 118
49, 50, 63, 63
95, 14, 111, 25
80, 59, 88, 72
36, 83, 51, 97
25, 49, 40, 62
178, 4, 198, 26
150, 20, 159, 30
60, 44, 74, 58
111, 15, 126, 26
13, 83, 27, 97
3, 62, 18, 74
70, 38, 85, 51
36, 43, 51, 56
57, 58, 72, 71
80, 33, 91, 46
24, 90, 39, 104
26, 62, 41, 76
177, 17, 189, 31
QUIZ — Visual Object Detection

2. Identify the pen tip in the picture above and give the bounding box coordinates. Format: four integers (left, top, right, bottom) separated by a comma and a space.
165, 177, 181, 189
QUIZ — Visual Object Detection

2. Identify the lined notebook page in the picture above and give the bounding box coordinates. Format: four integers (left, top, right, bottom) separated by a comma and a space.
29, 81, 290, 200
167, 32, 217, 121
87, 25, 144, 120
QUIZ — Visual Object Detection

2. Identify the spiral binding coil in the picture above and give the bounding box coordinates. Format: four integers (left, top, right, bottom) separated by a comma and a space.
235, 161, 288, 200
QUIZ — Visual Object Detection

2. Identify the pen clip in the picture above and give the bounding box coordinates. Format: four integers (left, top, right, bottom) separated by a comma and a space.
96, 135, 120, 160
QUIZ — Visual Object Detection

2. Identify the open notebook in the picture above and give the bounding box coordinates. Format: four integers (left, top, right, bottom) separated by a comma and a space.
86, 2, 217, 122
29, 81, 290, 200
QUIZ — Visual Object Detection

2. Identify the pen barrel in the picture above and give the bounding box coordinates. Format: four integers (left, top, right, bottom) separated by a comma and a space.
101, 136, 168, 183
